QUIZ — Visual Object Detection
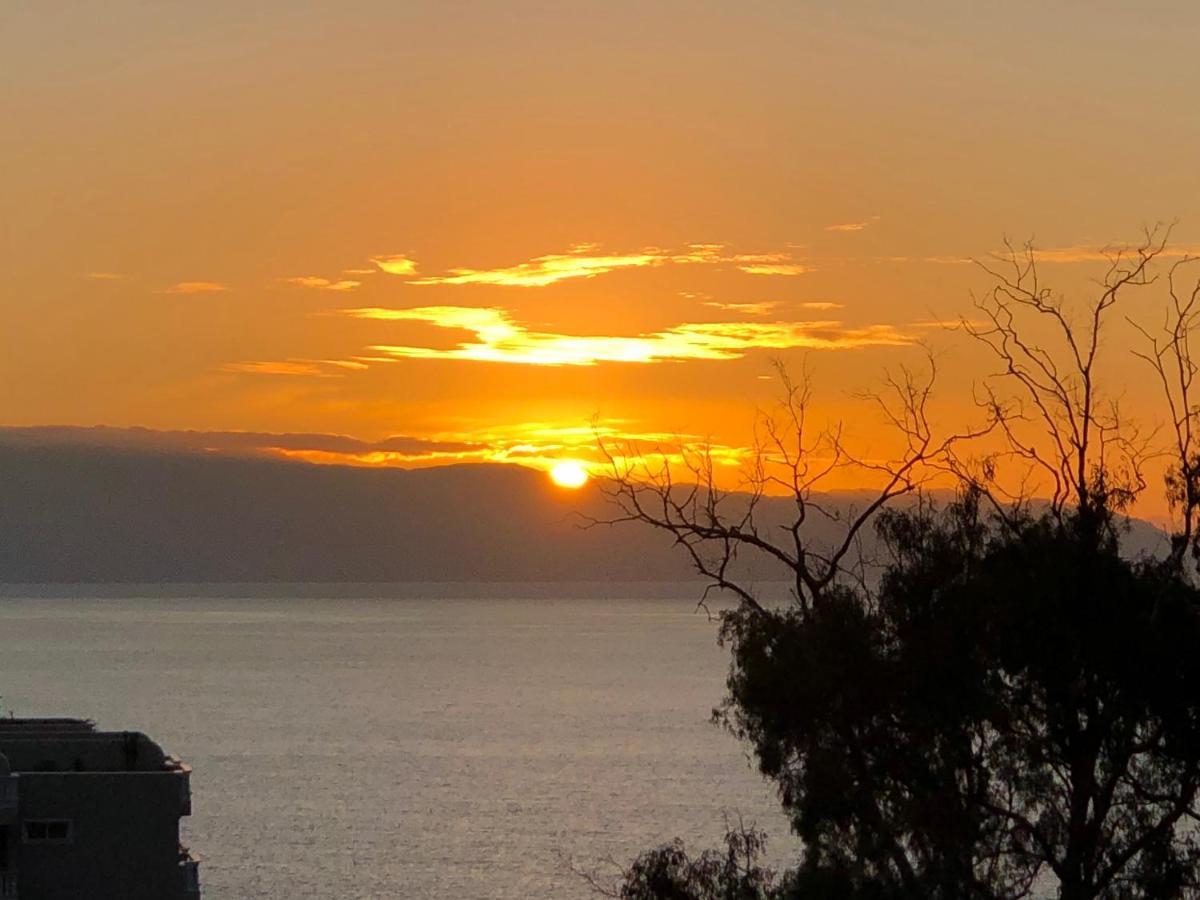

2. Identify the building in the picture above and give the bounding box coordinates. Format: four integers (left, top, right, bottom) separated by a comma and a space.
0, 718, 199, 899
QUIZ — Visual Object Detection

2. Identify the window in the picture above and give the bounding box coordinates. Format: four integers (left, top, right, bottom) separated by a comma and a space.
22, 820, 72, 843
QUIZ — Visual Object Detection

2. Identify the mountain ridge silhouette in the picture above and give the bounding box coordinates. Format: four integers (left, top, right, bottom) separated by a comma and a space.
0, 438, 1170, 584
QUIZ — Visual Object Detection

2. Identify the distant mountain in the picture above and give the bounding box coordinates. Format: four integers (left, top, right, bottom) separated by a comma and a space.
0, 437, 1170, 584
0, 442, 682, 583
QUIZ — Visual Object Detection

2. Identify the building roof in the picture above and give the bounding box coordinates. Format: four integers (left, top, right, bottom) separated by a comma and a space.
0, 718, 186, 774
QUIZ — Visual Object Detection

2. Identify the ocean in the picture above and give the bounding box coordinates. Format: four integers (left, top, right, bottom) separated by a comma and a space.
0, 588, 791, 899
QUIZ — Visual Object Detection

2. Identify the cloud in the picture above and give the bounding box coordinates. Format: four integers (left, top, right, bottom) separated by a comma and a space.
0, 422, 763, 481
409, 250, 664, 287
799, 301, 845, 310
284, 276, 362, 292
223, 361, 333, 377
826, 216, 880, 233
166, 281, 228, 295
0, 425, 485, 465
736, 263, 810, 276
912, 243, 1200, 266
702, 301, 778, 315
344, 305, 911, 366
371, 255, 419, 276
85, 271, 129, 281
1025, 244, 1200, 264
719, 251, 810, 277
223, 356, 379, 377
399, 244, 810, 287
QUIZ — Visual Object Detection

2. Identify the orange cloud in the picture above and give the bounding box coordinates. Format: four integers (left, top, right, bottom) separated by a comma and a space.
345, 305, 910, 366
371, 255, 419, 275
736, 263, 809, 276
85, 271, 129, 281
913, 243, 1200, 266
399, 244, 810, 287
703, 301, 778, 315
224, 360, 334, 376
409, 250, 663, 287
284, 276, 362, 291
167, 281, 228, 294
799, 301, 844, 310
826, 217, 879, 232
1026, 244, 1200, 263
721, 251, 810, 276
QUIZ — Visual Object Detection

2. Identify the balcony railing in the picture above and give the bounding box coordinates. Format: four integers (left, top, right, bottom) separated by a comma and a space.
0, 871, 17, 899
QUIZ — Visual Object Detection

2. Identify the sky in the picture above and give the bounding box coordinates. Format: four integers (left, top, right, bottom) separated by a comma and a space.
5, 1, 1200, 511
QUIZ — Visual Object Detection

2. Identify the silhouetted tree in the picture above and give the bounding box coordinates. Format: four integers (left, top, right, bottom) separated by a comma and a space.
594, 229, 1200, 899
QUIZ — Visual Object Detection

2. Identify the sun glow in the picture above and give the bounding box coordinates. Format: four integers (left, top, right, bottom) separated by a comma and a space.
549, 460, 589, 489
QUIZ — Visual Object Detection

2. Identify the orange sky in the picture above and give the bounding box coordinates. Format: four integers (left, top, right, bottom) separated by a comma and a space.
5, 3, 1200, 515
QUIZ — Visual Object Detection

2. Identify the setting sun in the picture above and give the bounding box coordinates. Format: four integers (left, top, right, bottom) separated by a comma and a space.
549, 460, 589, 489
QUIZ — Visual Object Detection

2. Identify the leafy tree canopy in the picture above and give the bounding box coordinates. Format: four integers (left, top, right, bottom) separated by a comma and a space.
596, 232, 1200, 900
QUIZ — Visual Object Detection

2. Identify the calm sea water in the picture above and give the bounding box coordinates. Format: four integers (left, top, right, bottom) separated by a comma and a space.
0, 590, 792, 899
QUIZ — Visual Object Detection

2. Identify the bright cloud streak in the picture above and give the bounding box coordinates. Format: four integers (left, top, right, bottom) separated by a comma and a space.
284, 276, 362, 291
345, 305, 910, 366
408, 251, 663, 287
166, 281, 228, 294
736, 263, 810, 276
371, 255, 419, 275
399, 244, 810, 287
702, 301, 778, 315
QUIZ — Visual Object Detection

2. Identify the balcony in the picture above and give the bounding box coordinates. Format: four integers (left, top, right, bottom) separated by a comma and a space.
0, 778, 16, 825
0, 871, 17, 899
179, 849, 201, 898
166, 756, 192, 817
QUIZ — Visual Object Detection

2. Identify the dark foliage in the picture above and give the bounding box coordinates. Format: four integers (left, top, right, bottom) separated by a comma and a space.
600, 235, 1200, 900
607, 496, 1200, 899
705, 496, 1200, 899
611, 826, 776, 900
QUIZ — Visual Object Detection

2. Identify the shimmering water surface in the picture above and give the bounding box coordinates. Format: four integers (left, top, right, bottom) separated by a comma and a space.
0, 590, 791, 899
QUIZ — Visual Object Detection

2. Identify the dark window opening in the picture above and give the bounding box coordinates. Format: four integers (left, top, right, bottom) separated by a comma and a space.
23, 820, 72, 843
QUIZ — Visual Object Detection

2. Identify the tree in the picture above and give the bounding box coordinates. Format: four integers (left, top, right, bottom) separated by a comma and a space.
594, 230, 1200, 899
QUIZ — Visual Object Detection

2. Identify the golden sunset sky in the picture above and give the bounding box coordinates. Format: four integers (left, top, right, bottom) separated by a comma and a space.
5, 2, 1200, 506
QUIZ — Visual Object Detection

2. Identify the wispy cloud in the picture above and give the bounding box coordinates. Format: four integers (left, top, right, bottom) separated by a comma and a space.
166, 281, 228, 295
409, 249, 663, 287
343, 305, 910, 366
912, 243, 1200, 266
1026, 244, 1200, 264
223, 356, 378, 377
371, 255, 419, 276
826, 216, 880, 233
84, 271, 129, 281
284, 276, 362, 292
736, 262, 809, 276
702, 301, 778, 315
0, 425, 485, 467
223, 361, 332, 377
0, 422, 761, 478
799, 301, 845, 310
400, 244, 810, 287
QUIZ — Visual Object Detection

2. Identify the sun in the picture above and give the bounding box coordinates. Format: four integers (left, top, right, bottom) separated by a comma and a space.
549, 460, 589, 489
